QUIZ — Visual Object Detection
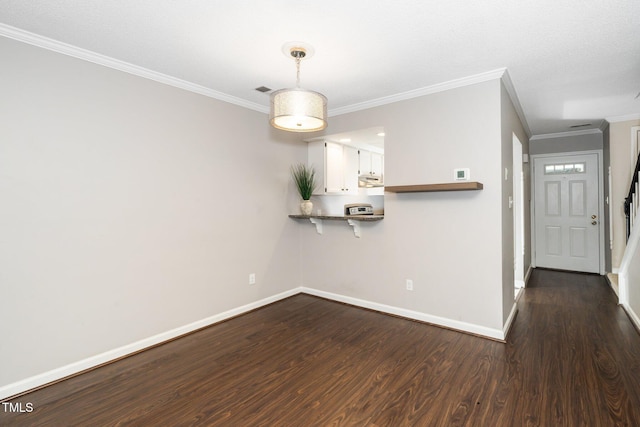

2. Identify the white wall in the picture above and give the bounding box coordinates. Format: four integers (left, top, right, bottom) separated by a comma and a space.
298, 80, 511, 336
0, 37, 305, 392
0, 36, 528, 397
529, 131, 603, 155
500, 82, 530, 323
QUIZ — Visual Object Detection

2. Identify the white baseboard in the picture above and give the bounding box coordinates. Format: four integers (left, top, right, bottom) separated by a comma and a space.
524, 265, 533, 285
301, 287, 506, 341
2, 286, 512, 400
503, 303, 518, 339
622, 303, 640, 332
605, 273, 619, 298
0, 288, 302, 401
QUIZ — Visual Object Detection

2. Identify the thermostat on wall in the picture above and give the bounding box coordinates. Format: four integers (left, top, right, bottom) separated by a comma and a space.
454, 168, 470, 181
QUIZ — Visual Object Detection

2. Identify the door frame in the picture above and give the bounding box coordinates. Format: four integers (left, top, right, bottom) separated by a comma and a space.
530, 150, 605, 275
513, 134, 525, 292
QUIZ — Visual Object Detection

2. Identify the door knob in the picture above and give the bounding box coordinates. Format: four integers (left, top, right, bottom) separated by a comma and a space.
591, 214, 597, 219
592, 220, 598, 225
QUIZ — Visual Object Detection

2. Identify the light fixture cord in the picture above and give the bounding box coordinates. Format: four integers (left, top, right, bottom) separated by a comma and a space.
295, 56, 301, 88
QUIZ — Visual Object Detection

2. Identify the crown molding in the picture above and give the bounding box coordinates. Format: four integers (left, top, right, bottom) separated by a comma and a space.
605, 113, 640, 123
328, 67, 532, 138
1, 23, 534, 131
500, 68, 532, 138
599, 120, 610, 132
529, 128, 603, 141
328, 69, 506, 114
0, 24, 269, 114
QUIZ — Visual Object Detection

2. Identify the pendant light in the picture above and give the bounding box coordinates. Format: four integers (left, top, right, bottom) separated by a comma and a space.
270, 43, 327, 132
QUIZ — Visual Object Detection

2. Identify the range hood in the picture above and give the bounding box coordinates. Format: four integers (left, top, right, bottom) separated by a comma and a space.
358, 174, 383, 187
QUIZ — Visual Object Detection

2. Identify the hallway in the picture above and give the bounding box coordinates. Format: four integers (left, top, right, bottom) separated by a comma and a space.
508, 268, 640, 426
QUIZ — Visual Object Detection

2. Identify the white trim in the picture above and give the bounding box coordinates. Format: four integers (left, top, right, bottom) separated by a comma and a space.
501, 69, 532, 138
0, 24, 532, 133
622, 303, 640, 332
513, 134, 525, 287
329, 68, 507, 116
530, 150, 606, 274
619, 220, 640, 328
328, 68, 520, 122
524, 265, 533, 285
330, 68, 531, 137
0, 288, 301, 400
0, 24, 269, 114
605, 273, 619, 298
619, 271, 628, 306
0, 285, 513, 400
530, 128, 603, 141
301, 287, 506, 340
632, 126, 640, 173
618, 204, 640, 306
599, 121, 610, 133
609, 165, 614, 250
503, 303, 519, 338
606, 113, 640, 123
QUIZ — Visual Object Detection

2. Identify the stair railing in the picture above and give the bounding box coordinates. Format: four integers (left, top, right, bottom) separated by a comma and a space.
624, 151, 640, 242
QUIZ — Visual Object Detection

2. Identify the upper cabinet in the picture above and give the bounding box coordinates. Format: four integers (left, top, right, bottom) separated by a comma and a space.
309, 141, 359, 195
358, 149, 384, 179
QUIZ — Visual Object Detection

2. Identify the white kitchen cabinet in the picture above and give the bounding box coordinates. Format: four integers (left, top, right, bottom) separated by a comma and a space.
358, 150, 371, 175
308, 141, 359, 195
358, 149, 384, 179
371, 152, 384, 177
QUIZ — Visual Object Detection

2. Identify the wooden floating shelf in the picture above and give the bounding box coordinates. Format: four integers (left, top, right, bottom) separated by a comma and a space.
385, 182, 484, 193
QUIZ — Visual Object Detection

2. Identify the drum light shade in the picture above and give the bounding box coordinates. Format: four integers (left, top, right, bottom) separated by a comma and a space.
269, 43, 327, 132
270, 88, 327, 132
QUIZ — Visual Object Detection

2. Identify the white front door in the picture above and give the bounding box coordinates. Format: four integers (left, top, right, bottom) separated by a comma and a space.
534, 153, 601, 273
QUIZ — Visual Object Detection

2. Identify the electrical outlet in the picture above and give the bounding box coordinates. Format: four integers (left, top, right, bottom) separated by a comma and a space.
249, 273, 256, 285
406, 279, 413, 291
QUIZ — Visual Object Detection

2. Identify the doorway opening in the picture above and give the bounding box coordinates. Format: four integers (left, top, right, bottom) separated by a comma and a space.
532, 151, 603, 274
513, 134, 525, 299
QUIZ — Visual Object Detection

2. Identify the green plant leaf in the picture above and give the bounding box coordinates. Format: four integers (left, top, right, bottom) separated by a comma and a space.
291, 163, 317, 200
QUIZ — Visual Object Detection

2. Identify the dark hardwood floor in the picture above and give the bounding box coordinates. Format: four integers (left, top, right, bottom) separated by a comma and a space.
2, 268, 640, 426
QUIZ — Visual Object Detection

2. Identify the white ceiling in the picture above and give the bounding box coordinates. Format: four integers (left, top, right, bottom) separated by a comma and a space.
1, 0, 639, 137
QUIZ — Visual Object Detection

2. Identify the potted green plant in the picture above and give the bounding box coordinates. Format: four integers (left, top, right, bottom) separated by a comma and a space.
291, 163, 317, 215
